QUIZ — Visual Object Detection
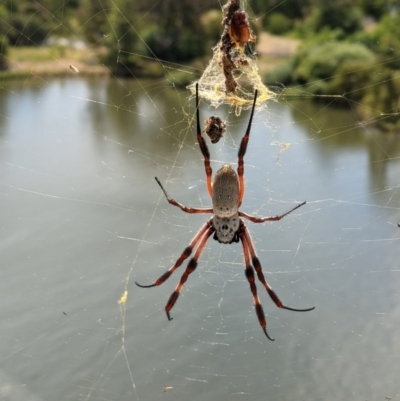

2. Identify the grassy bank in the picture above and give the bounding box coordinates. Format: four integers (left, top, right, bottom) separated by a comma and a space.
0, 33, 298, 83
1, 46, 109, 80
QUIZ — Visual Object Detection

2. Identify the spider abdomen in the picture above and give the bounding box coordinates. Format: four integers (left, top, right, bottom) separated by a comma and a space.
212, 164, 240, 244
212, 164, 239, 218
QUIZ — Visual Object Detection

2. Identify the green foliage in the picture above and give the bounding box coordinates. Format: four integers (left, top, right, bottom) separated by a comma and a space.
359, 0, 387, 18
358, 68, 400, 129
6, 13, 53, 46
327, 60, 376, 101
0, 0, 81, 46
305, 1, 362, 36
0, 35, 9, 69
80, 0, 111, 44
143, 25, 206, 63
366, 13, 400, 69
141, 0, 208, 63
264, 59, 295, 86
292, 42, 375, 89
266, 41, 377, 99
264, 13, 292, 35
105, 0, 141, 76
200, 9, 223, 51
250, 0, 311, 19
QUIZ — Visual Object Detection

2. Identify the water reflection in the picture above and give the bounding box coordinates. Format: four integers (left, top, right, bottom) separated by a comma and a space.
289, 98, 400, 196
0, 78, 400, 401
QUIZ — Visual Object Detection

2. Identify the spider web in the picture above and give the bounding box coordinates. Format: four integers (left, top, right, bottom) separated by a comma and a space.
1, 1, 400, 401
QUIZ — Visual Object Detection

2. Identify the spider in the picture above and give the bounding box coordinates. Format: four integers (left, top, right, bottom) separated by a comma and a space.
136, 83, 315, 340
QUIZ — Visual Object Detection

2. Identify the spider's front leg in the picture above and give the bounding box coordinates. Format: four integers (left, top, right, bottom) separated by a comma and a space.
155, 177, 213, 214
195, 83, 213, 197
237, 88, 258, 207
239, 201, 306, 223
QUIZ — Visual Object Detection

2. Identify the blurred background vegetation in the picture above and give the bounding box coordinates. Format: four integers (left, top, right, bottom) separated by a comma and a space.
0, 0, 399, 129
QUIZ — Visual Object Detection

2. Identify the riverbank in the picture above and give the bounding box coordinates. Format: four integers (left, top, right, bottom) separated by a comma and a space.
0, 33, 299, 82
1, 46, 109, 80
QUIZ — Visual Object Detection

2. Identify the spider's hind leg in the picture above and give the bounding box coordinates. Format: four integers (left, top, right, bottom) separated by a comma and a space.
135, 220, 213, 288
239, 224, 274, 341
164, 224, 214, 321
242, 226, 315, 313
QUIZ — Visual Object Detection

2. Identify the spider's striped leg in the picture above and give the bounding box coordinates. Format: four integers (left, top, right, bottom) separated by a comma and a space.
155, 177, 213, 214
237, 89, 258, 207
239, 225, 274, 341
242, 225, 315, 313
165, 224, 214, 321
195, 83, 213, 197
239, 201, 306, 223
135, 220, 213, 288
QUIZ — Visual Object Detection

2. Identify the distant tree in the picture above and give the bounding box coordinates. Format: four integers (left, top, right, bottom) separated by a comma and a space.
308, 0, 362, 35
291, 41, 376, 96
264, 12, 292, 34
143, 0, 209, 62
106, 0, 141, 76
0, 35, 8, 70
250, 0, 311, 20
2, 0, 80, 45
359, 0, 387, 18
6, 15, 52, 46
368, 12, 400, 69
81, 0, 111, 44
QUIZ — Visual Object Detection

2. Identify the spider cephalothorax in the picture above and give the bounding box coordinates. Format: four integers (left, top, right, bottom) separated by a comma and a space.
213, 214, 240, 244
136, 83, 314, 341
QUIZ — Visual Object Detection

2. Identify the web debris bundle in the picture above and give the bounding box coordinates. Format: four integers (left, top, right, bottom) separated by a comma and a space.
188, 0, 274, 114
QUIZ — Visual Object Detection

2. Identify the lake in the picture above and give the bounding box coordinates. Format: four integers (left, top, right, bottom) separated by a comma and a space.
1, 78, 399, 401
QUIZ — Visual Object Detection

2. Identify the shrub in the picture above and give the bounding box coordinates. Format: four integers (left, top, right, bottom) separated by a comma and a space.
143, 25, 206, 62
368, 14, 400, 69
105, 0, 141, 76
6, 13, 53, 46
264, 59, 294, 86
358, 68, 400, 130
264, 13, 292, 35
200, 9, 223, 50
0, 35, 8, 69
305, 2, 362, 36
292, 42, 375, 92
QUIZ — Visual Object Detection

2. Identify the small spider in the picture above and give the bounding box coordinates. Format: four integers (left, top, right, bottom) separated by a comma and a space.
203, 116, 226, 144
136, 84, 315, 340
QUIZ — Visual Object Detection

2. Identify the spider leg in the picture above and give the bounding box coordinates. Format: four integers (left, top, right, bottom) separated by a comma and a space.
239, 226, 274, 341
237, 89, 258, 207
239, 201, 306, 223
135, 219, 213, 288
242, 225, 315, 313
195, 83, 213, 197
155, 177, 213, 214
165, 224, 214, 320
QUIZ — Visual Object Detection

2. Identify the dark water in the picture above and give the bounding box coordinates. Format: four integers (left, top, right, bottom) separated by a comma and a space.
1, 78, 399, 401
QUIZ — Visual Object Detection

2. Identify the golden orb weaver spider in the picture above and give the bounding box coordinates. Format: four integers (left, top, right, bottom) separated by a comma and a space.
136, 83, 315, 340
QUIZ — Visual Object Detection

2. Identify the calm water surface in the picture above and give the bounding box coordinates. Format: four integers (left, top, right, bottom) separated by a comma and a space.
1, 78, 400, 401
